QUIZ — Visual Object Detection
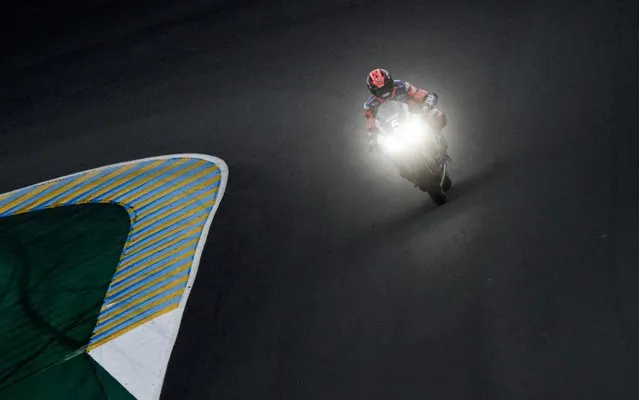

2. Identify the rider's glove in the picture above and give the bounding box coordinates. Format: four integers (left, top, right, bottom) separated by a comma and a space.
424, 92, 438, 109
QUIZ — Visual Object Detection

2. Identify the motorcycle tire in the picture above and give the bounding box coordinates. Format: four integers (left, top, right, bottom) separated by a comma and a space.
442, 172, 452, 191
417, 179, 447, 205
426, 184, 447, 205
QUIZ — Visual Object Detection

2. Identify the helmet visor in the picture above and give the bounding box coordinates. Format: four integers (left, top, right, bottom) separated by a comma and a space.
371, 80, 394, 99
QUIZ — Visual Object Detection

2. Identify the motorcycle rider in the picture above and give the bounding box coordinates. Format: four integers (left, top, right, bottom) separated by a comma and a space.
363, 68, 449, 158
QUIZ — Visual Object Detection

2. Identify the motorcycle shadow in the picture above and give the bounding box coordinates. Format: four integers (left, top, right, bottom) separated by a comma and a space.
353, 156, 512, 247
443, 156, 511, 202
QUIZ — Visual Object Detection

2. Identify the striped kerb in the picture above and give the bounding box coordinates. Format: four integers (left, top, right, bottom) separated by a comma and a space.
0, 155, 224, 351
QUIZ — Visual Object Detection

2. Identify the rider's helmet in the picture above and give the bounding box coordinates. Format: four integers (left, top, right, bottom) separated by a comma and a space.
366, 68, 395, 99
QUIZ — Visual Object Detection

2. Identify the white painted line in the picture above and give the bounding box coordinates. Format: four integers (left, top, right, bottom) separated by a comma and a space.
88, 153, 229, 400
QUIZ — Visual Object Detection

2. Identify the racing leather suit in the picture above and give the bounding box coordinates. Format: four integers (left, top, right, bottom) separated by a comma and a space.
363, 80, 448, 153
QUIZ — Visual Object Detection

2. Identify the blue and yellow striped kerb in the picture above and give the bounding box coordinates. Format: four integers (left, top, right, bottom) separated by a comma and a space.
0, 154, 227, 352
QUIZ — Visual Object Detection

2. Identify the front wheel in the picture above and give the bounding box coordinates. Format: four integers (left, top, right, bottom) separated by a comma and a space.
425, 183, 447, 205
416, 169, 447, 205
442, 172, 452, 191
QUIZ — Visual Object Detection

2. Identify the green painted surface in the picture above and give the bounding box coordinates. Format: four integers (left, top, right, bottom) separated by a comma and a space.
1, 353, 135, 400
0, 203, 134, 400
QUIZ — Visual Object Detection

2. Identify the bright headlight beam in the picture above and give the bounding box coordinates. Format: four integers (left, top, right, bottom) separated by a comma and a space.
378, 115, 431, 154
379, 135, 402, 152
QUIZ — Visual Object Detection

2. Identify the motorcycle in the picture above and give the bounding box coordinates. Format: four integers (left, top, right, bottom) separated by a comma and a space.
370, 97, 452, 205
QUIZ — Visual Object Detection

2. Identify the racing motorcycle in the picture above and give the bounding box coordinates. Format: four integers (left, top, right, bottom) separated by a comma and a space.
370, 96, 452, 205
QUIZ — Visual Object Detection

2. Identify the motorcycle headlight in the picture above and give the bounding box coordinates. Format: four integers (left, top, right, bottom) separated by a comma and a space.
378, 135, 402, 152
399, 116, 428, 145
403, 119, 423, 144
378, 115, 430, 154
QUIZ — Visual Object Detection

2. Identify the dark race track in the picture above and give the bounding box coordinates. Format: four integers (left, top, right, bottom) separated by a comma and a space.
1, 0, 639, 398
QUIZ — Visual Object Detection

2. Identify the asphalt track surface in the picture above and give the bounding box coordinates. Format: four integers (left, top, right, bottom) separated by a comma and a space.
1, 0, 638, 398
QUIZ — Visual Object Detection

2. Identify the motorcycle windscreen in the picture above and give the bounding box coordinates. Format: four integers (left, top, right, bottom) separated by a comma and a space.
374, 101, 411, 134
